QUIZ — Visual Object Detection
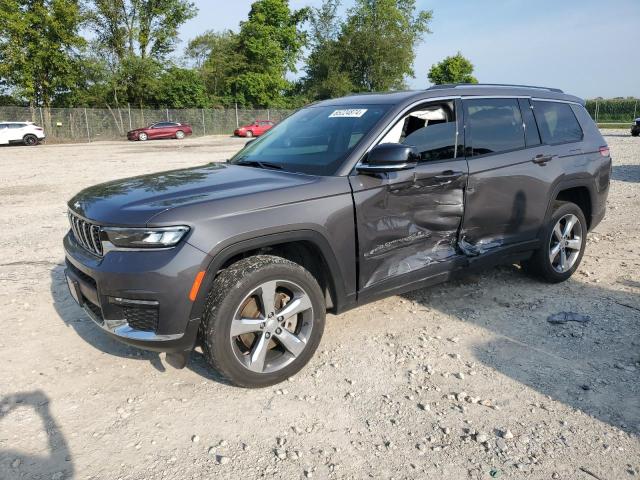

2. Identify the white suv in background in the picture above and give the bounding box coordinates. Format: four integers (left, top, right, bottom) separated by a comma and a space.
0, 121, 46, 146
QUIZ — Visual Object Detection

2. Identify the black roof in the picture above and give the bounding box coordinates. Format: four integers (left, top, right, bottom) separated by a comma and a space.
319, 84, 584, 107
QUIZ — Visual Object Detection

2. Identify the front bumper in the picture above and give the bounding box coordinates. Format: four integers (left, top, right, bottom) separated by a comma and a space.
63, 232, 209, 352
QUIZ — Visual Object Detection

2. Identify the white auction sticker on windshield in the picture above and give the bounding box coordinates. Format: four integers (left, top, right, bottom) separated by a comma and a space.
329, 109, 368, 118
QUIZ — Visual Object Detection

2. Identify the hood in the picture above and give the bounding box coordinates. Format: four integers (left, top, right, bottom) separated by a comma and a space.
67, 163, 319, 226
128, 127, 146, 133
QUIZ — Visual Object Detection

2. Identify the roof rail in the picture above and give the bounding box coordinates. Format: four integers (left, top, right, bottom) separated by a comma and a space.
428, 83, 564, 93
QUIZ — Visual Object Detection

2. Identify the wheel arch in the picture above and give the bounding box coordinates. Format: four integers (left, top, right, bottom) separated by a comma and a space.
189, 230, 352, 322
545, 180, 595, 230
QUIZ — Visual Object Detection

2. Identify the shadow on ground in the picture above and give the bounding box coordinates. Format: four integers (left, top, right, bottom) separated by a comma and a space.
403, 264, 640, 436
612, 164, 640, 183
0, 391, 73, 480
49, 258, 639, 435
49, 264, 230, 385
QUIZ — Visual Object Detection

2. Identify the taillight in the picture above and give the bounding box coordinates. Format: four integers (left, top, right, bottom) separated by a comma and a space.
599, 146, 610, 157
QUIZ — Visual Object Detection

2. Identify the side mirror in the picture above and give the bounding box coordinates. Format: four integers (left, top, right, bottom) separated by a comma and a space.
356, 143, 419, 173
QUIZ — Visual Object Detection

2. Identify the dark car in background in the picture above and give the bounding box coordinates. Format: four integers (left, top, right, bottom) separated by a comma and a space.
64, 84, 610, 388
127, 121, 192, 141
632, 118, 640, 137
234, 120, 274, 137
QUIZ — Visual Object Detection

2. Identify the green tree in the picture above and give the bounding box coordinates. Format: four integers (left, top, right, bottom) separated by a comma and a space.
0, 0, 85, 107
186, 30, 244, 105
428, 52, 478, 85
151, 67, 208, 108
233, 0, 309, 107
88, 0, 198, 106
338, 0, 432, 92
302, 0, 354, 100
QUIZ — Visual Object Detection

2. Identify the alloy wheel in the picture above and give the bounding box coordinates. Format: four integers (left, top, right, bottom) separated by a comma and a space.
229, 280, 314, 374
549, 213, 583, 273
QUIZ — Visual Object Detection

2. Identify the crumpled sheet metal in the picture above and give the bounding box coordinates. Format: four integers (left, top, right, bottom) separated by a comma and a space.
364, 227, 458, 287
458, 234, 504, 257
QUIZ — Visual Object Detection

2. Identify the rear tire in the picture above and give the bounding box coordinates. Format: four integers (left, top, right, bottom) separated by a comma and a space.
23, 134, 38, 146
200, 255, 325, 388
522, 201, 587, 283
175, 130, 185, 139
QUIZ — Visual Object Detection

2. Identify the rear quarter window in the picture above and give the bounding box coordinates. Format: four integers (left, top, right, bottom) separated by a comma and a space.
532, 101, 583, 144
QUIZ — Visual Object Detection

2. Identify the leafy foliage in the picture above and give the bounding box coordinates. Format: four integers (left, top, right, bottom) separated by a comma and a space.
186, 30, 245, 106
87, 0, 197, 106
428, 52, 478, 85
231, 0, 309, 107
0, 0, 85, 107
150, 67, 208, 108
302, 0, 432, 100
0, 0, 470, 109
340, 0, 432, 92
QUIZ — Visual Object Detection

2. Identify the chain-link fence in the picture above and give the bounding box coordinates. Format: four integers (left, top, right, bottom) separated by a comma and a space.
0, 106, 294, 143
2, 99, 637, 143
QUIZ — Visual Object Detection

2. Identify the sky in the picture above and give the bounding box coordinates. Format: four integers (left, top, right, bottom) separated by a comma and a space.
178, 0, 640, 99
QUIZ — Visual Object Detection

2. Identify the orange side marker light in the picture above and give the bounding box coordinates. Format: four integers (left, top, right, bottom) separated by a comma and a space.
189, 271, 206, 302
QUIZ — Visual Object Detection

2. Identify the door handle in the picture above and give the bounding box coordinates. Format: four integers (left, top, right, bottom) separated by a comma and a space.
532, 154, 555, 165
434, 170, 464, 182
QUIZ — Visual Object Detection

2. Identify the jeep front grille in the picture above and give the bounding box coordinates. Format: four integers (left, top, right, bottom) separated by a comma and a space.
68, 210, 103, 256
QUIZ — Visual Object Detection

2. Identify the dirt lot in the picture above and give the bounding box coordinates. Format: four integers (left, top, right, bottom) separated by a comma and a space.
0, 133, 638, 480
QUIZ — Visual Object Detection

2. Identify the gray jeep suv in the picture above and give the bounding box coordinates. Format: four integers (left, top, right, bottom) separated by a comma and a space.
64, 84, 611, 387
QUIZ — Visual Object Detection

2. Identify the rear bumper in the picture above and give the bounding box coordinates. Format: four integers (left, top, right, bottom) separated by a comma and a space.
63, 232, 209, 353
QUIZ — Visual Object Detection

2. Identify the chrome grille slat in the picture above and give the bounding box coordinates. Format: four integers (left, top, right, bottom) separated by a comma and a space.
68, 210, 103, 257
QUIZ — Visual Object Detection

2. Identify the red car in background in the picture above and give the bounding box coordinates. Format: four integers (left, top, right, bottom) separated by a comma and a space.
127, 121, 193, 141
234, 120, 275, 138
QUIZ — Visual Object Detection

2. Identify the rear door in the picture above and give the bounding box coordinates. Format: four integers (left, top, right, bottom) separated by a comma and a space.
350, 98, 468, 293
459, 97, 551, 254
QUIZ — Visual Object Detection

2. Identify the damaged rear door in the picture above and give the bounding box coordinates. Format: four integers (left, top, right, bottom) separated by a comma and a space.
350, 99, 468, 294
459, 97, 549, 255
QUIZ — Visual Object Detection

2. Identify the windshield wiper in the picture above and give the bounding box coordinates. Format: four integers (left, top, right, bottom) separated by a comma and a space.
235, 160, 283, 170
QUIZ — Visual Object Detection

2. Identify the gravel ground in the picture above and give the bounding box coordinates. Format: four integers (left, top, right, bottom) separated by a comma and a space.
0, 132, 638, 480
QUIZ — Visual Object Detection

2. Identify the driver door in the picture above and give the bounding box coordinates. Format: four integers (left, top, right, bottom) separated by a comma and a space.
349, 99, 468, 297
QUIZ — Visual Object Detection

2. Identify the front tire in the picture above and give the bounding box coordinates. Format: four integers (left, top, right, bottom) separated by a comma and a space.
245, 130, 254, 138
23, 134, 38, 146
175, 130, 185, 139
522, 202, 587, 283
138, 132, 148, 141
201, 255, 326, 388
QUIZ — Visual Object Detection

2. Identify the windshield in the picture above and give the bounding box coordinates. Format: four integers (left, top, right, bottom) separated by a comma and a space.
230, 104, 391, 175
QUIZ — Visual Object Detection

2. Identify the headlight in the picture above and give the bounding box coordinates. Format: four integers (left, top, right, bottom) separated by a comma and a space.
102, 226, 189, 249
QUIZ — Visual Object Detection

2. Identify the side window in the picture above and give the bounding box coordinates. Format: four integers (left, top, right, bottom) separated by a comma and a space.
464, 98, 525, 156
532, 100, 583, 144
518, 99, 541, 147
380, 101, 458, 163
